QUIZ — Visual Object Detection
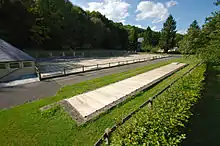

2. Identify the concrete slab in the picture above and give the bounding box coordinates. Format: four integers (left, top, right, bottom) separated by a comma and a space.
64, 62, 187, 122
39, 54, 168, 78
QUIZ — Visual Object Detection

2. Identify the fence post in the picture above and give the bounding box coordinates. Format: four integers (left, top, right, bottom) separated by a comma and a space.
148, 98, 153, 109
82, 66, 84, 72
105, 128, 110, 145
97, 64, 99, 69
37, 72, 42, 81
109, 63, 111, 67
118, 61, 120, 65
63, 68, 66, 75
35, 67, 42, 81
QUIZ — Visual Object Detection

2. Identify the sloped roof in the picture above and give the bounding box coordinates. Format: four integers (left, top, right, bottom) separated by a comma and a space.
0, 39, 35, 62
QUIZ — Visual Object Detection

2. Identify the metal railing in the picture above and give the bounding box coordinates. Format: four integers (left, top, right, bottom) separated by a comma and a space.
94, 62, 203, 146
38, 56, 169, 80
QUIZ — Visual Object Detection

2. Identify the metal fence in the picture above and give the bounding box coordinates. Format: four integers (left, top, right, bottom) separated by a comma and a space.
94, 62, 203, 146
36, 56, 169, 80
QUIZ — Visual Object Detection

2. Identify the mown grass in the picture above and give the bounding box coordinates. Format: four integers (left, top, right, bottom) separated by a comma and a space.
182, 64, 220, 146
0, 57, 199, 146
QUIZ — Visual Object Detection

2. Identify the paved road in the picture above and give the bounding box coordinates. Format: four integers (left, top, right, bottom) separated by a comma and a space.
0, 56, 178, 109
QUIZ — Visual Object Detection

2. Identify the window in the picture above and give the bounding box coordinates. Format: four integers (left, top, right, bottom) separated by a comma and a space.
10, 63, 20, 69
23, 62, 33, 67
0, 63, 6, 69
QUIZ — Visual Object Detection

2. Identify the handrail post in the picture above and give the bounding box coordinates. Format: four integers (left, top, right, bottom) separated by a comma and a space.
148, 98, 153, 109
63, 68, 66, 75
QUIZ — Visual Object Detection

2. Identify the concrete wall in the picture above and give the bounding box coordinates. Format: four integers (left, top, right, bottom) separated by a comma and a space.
0, 67, 36, 82
0, 69, 9, 79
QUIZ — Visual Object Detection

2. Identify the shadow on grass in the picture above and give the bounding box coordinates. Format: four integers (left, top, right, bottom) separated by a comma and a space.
183, 64, 220, 146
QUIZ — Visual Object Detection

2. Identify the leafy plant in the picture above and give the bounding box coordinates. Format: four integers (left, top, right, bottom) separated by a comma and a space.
110, 64, 206, 145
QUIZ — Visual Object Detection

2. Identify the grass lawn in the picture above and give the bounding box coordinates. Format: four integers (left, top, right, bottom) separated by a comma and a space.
182, 64, 220, 146
0, 57, 199, 146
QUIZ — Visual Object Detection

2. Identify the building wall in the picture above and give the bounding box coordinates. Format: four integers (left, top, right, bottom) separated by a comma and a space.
0, 67, 36, 82
0, 69, 9, 78
0, 61, 36, 82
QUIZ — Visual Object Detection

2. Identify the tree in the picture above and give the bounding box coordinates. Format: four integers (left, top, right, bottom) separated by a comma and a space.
159, 15, 177, 53
0, 0, 36, 47
175, 33, 184, 47
198, 11, 220, 63
142, 27, 153, 50
215, 0, 220, 5
151, 31, 161, 46
179, 20, 201, 54
128, 27, 138, 51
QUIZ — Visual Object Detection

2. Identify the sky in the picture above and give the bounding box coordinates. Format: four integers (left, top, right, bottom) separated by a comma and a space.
69, 0, 219, 34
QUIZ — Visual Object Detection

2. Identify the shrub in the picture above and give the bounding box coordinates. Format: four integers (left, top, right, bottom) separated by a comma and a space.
110, 64, 206, 145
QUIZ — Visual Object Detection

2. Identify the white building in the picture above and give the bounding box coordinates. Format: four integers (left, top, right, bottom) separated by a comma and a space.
0, 39, 36, 82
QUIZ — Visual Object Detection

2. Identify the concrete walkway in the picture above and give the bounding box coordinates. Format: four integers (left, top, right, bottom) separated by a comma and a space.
64, 62, 186, 121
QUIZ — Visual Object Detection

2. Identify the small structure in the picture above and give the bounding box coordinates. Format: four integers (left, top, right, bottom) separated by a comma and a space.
0, 39, 36, 82
137, 37, 144, 52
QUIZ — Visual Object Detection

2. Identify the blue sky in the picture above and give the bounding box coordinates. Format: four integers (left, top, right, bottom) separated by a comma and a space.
70, 0, 219, 33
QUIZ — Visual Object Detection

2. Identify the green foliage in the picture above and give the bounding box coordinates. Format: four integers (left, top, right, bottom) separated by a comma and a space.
41, 105, 61, 117
0, 0, 129, 50
179, 20, 201, 54
198, 11, 220, 63
215, 0, 220, 5
110, 64, 206, 145
0, 0, 164, 51
143, 27, 153, 47
160, 15, 177, 53
141, 45, 152, 52
128, 27, 138, 50
175, 33, 184, 47
151, 46, 160, 53
0, 58, 193, 145
0, 0, 36, 47
180, 3, 220, 64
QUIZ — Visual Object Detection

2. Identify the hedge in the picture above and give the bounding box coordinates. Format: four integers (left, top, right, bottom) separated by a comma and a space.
110, 64, 206, 145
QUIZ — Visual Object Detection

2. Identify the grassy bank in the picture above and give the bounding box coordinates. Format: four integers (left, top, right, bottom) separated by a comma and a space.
0, 57, 199, 145
183, 64, 220, 146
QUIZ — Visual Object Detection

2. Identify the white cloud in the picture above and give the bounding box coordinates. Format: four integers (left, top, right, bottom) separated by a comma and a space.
166, 0, 178, 8
151, 26, 158, 31
84, 0, 130, 23
134, 24, 146, 29
177, 29, 187, 34
151, 26, 162, 32
136, 1, 169, 23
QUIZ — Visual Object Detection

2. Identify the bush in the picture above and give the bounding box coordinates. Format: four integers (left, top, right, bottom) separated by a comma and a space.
141, 45, 152, 52
110, 64, 206, 145
151, 46, 160, 53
